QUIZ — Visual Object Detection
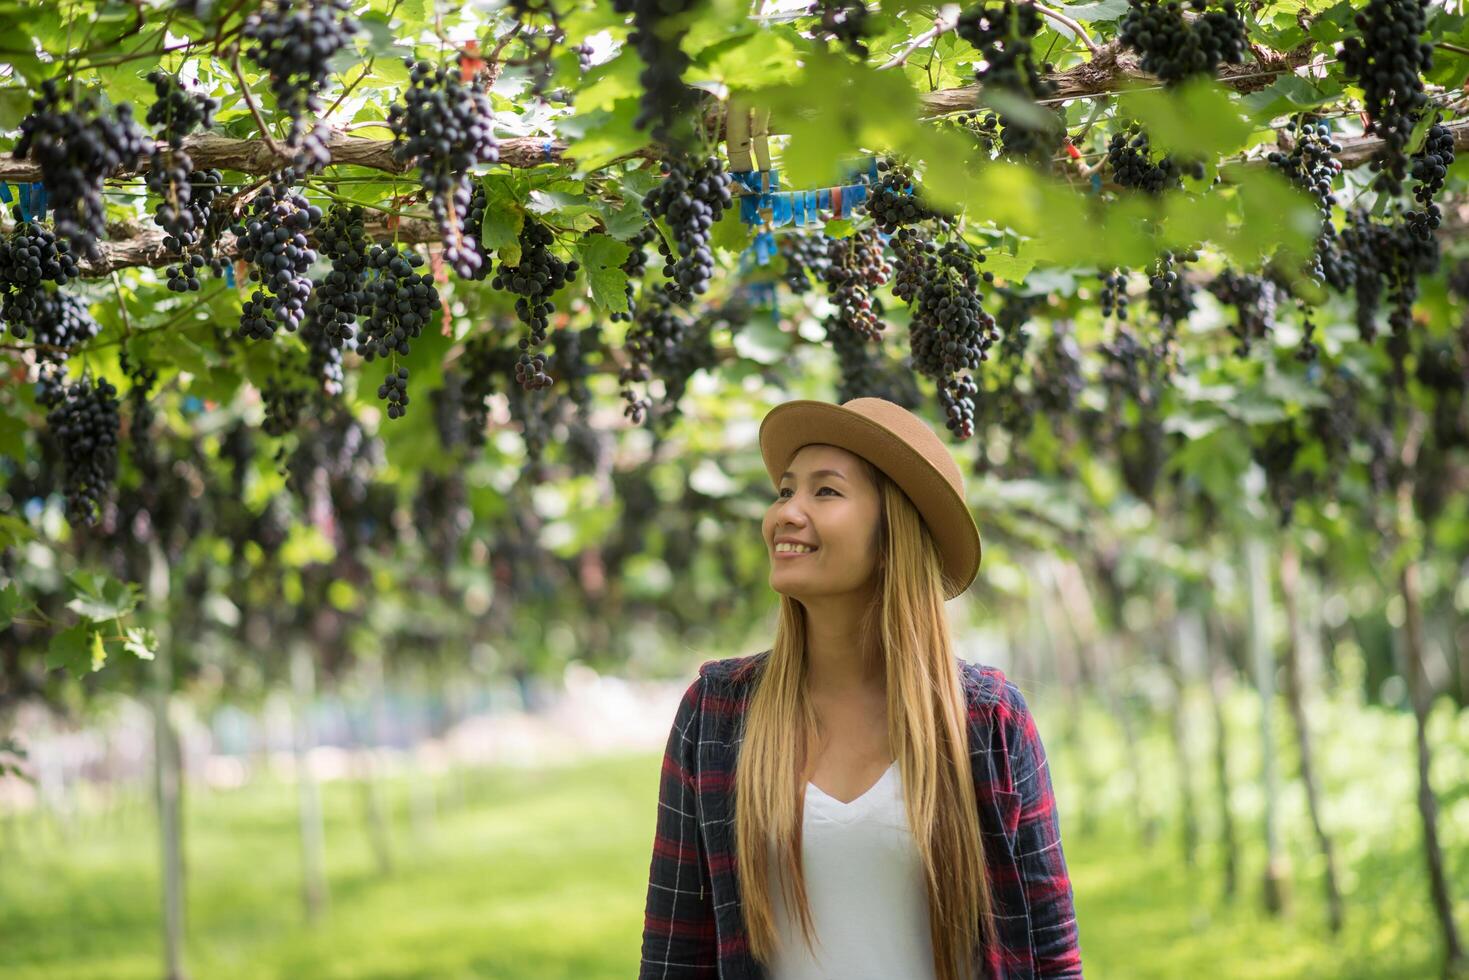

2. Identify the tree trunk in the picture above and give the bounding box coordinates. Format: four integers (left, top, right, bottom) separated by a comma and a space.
1163, 615, 1199, 868
290, 640, 329, 923
1200, 609, 1240, 901
1399, 559, 1466, 977
147, 541, 188, 980
1279, 540, 1343, 932
1244, 535, 1289, 915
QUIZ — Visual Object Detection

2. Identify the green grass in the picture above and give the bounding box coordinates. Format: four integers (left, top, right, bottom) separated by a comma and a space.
1, 682, 1467, 978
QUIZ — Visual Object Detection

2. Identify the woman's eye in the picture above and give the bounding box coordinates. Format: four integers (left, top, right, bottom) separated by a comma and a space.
777, 487, 834, 498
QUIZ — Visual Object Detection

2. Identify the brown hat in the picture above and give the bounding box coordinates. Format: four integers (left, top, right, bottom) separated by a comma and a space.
758, 397, 982, 600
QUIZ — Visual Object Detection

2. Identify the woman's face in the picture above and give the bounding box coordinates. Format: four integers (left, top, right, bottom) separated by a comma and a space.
763, 444, 883, 600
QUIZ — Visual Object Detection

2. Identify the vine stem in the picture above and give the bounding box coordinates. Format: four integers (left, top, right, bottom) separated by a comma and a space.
232, 50, 285, 159
1031, 2, 1100, 56
878, 12, 958, 70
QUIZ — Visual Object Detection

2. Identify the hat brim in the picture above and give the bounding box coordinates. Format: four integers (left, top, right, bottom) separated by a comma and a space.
759, 400, 981, 601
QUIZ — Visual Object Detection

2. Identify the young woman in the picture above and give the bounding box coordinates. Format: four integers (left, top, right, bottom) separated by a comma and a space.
640, 397, 1083, 980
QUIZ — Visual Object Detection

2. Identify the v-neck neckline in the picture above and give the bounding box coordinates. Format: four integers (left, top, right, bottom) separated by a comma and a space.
807, 760, 898, 810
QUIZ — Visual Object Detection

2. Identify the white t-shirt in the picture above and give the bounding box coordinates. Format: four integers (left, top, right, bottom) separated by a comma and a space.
765, 761, 938, 980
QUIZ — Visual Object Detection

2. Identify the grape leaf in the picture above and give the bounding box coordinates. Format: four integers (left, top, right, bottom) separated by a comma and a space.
577, 234, 632, 313
46, 623, 94, 678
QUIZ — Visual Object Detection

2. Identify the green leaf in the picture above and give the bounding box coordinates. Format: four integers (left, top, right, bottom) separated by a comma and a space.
1121, 80, 1253, 160
121, 626, 158, 661
64, 570, 140, 622
0, 411, 24, 459
576, 235, 633, 313
0, 514, 35, 550
823, 218, 856, 239
46, 624, 94, 678
478, 176, 525, 266
711, 208, 751, 253
0, 583, 23, 630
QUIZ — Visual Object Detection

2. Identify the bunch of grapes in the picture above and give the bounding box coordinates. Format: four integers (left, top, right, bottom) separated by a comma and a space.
1267, 117, 1343, 282
242, 0, 360, 175
1405, 120, 1455, 239
611, 0, 702, 144
897, 235, 997, 437
1339, 0, 1432, 195
823, 307, 923, 408
1208, 268, 1277, 356
865, 158, 945, 233
13, 80, 150, 259
0, 218, 81, 346
388, 59, 501, 278
233, 182, 322, 339
643, 154, 733, 303
822, 227, 891, 341
311, 203, 372, 347
1145, 249, 1197, 341
1099, 268, 1130, 320
359, 243, 442, 416
37, 373, 120, 526
809, 0, 874, 57
955, 2, 1062, 161
490, 219, 579, 389
618, 283, 713, 425
1105, 125, 1200, 194
1336, 206, 1438, 356
145, 71, 225, 291
779, 233, 832, 295
261, 374, 310, 437
1119, 0, 1247, 86
1030, 322, 1085, 417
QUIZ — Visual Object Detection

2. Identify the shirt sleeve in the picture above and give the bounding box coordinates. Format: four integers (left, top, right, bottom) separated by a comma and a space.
1000, 677, 1084, 979
639, 674, 719, 978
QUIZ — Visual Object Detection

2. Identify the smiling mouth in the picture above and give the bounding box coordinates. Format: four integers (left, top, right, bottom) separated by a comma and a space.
774, 547, 818, 558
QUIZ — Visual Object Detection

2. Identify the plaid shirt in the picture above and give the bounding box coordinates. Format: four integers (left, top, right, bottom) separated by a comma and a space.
639, 650, 1082, 980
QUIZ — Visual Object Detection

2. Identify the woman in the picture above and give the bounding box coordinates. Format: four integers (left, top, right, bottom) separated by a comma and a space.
639, 397, 1083, 980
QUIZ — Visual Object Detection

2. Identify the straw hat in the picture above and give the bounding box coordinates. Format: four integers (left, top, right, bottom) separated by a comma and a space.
758, 397, 982, 600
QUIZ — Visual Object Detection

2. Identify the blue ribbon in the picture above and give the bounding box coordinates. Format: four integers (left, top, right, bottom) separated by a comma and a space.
224, 262, 236, 287
32, 183, 45, 220
543, 139, 554, 162
15, 183, 30, 222
0, 183, 11, 205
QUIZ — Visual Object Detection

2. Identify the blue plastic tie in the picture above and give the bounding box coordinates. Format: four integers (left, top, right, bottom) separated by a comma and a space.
15, 183, 30, 222
33, 183, 45, 220
0, 183, 11, 204
542, 139, 554, 162
224, 262, 236, 287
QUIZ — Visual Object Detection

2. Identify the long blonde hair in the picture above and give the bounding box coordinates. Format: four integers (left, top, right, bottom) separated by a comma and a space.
734, 457, 997, 980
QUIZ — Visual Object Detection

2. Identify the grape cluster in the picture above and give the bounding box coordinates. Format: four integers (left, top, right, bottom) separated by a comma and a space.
1146, 249, 1197, 341
1105, 126, 1200, 194
643, 154, 733, 303
1208, 268, 1277, 356
612, 0, 702, 144
864, 158, 944, 233
823, 310, 923, 408
145, 73, 226, 291
779, 233, 831, 295
809, 0, 874, 57
359, 244, 442, 415
1031, 322, 1085, 416
37, 374, 120, 526
261, 374, 310, 437
1335, 206, 1439, 352
233, 182, 322, 339
1405, 120, 1455, 239
823, 227, 891, 341
4, 288, 100, 359
311, 203, 371, 346
242, 0, 360, 175
0, 217, 79, 291
617, 283, 716, 425
490, 220, 578, 389
1099, 268, 1130, 320
1119, 0, 1247, 86
388, 59, 501, 278
14, 81, 150, 259
955, 2, 1061, 162
1339, 0, 1432, 195
1267, 117, 1343, 282
897, 235, 997, 438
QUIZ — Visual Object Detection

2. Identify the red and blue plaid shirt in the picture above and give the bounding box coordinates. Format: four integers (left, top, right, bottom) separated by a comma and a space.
639, 649, 1083, 979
